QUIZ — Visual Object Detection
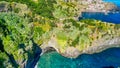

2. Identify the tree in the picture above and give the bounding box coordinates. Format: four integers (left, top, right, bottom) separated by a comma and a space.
0, 12, 31, 67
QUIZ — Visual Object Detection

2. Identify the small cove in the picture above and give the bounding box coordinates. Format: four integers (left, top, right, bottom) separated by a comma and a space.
37, 48, 120, 68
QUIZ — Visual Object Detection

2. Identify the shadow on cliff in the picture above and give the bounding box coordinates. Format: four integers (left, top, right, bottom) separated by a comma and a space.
1, 37, 42, 68
0, 38, 19, 68
25, 39, 42, 68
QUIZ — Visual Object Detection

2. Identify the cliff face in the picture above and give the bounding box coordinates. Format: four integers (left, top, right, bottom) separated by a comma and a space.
40, 37, 120, 58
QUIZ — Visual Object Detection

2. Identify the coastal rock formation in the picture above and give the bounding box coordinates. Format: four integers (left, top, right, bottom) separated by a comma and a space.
61, 47, 80, 58
40, 37, 120, 58
84, 37, 120, 54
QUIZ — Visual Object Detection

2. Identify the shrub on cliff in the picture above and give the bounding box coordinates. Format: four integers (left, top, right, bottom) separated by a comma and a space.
0, 12, 32, 67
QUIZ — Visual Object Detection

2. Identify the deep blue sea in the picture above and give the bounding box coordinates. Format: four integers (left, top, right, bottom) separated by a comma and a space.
37, 0, 120, 68
79, 0, 120, 24
80, 12, 120, 24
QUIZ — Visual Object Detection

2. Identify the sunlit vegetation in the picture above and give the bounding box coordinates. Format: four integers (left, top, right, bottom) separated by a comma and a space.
0, 0, 120, 67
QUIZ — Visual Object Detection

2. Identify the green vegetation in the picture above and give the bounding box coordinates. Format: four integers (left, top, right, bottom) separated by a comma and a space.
0, 0, 120, 68
0, 12, 31, 68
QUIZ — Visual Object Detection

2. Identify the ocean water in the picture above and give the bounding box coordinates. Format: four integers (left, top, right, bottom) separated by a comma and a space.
103, 0, 120, 7
37, 48, 120, 68
80, 12, 120, 24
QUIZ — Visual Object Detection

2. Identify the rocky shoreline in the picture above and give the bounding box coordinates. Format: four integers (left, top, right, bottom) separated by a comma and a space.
40, 37, 120, 58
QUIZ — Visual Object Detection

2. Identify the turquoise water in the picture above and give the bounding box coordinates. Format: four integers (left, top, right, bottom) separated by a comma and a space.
103, 0, 120, 7
37, 48, 120, 68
